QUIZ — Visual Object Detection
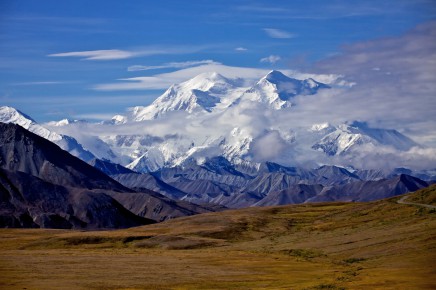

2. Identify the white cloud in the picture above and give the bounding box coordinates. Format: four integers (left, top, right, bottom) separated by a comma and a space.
263, 28, 295, 39
260, 55, 281, 64
235, 47, 248, 51
72, 113, 117, 120
48, 46, 208, 61
127, 60, 220, 71
11, 81, 64, 86
49, 49, 135, 60
251, 130, 287, 161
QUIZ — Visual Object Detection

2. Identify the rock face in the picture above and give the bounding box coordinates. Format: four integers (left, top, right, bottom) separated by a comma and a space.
89, 158, 135, 175
0, 123, 216, 228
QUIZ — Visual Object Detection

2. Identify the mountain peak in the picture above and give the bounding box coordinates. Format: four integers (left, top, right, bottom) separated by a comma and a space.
264, 70, 291, 82
0, 106, 36, 124
185, 72, 232, 90
194, 71, 226, 81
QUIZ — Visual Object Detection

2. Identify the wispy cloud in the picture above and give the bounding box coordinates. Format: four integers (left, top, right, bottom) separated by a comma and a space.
235, 47, 248, 52
127, 60, 220, 71
263, 28, 295, 39
260, 55, 281, 64
233, 2, 432, 21
48, 46, 209, 61
236, 5, 290, 13
10, 81, 65, 86
72, 113, 118, 120
48, 49, 136, 60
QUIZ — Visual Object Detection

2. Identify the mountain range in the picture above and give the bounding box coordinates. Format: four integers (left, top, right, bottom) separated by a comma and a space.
0, 123, 217, 228
0, 69, 434, 228
1, 70, 425, 173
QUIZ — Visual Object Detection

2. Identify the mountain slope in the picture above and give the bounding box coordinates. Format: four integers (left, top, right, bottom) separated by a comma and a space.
111, 172, 187, 200
89, 158, 135, 175
308, 174, 428, 202
0, 122, 127, 190
0, 168, 153, 229
0, 106, 95, 161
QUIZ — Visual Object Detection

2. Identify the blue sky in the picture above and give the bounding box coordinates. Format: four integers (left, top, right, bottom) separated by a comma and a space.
0, 0, 435, 122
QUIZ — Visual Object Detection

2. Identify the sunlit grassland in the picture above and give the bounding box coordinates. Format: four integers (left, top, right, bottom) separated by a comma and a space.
1, 185, 435, 289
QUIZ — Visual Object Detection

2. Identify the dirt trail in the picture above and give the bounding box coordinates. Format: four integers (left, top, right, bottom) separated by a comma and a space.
397, 195, 436, 209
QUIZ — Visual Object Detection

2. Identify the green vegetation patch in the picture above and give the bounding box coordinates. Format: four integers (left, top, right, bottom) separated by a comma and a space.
407, 184, 436, 205
19, 235, 154, 249
343, 257, 366, 264
133, 235, 217, 250
281, 248, 325, 260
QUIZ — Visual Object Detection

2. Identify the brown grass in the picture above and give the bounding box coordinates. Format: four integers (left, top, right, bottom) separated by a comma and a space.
0, 186, 435, 289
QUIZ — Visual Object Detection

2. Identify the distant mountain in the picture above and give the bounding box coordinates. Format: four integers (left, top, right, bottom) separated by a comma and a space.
0, 106, 95, 161
254, 184, 324, 206
307, 174, 428, 203
112, 172, 187, 200
45, 118, 88, 127
130, 72, 241, 121
312, 121, 418, 156
118, 158, 427, 208
102, 114, 128, 125
236, 70, 330, 109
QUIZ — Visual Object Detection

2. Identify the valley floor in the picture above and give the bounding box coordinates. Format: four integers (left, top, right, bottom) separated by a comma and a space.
1, 186, 435, 289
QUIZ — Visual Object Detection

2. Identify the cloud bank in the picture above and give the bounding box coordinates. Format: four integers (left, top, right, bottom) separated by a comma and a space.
313, 21, 436, 146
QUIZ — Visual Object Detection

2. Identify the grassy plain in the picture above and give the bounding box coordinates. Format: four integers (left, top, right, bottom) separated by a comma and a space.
1, 185, 435, 289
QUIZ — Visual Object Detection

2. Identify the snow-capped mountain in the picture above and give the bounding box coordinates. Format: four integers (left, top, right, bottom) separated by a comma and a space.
45, 118, 88, 127
312, 121, 418, 156
130, 72, 245, 121
105, 115, 128, 125
1, 106, 62, 141
96, 70, 332, 172
0, 106, 95, 161
12, 70, 426, 174
237, 70, 330, 110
